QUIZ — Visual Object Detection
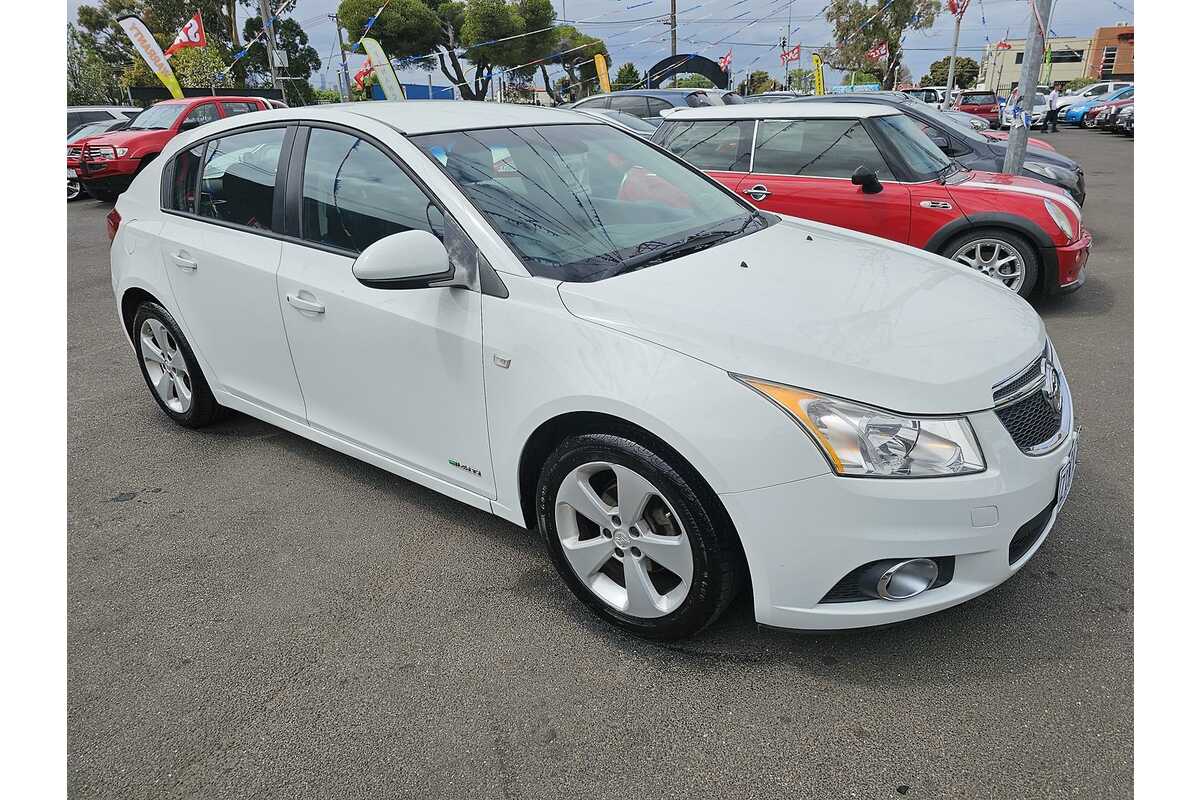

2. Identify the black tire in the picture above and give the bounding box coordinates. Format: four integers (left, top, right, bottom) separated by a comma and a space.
67, 179, 86, 201
536, 432, 741, 640
131, 302, 222, 428
940, 226, 1041, 300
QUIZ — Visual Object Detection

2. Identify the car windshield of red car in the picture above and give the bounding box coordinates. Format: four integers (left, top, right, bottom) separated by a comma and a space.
127, 104, 186, 131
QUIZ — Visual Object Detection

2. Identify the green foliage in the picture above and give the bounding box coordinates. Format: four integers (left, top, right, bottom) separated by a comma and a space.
669, 73, 714, 89
1064, 77, 1094, 92
614, 62, 640, 90
820, 0, 941, 89
67, 23, 127, 104
786, 67, 813, 93
540, 24, 609, 102
920, 55, 979, 89
840, 69, 878, 85
312, 88, 344, 103
242, 15, 321, 105
736, 70, 783, 95
122, 41, 233, 88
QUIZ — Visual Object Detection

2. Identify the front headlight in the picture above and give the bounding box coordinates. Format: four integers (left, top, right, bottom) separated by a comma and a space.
734, 376, 986, 478
1024, 162, 1067, 181
115, 147, 128, 157
1043, 198, 1076, 242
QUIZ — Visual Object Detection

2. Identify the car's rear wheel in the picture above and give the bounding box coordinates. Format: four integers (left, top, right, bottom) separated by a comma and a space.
536, 433, 741, 640
943, 227, 1040, 299
132, 302, 221, 428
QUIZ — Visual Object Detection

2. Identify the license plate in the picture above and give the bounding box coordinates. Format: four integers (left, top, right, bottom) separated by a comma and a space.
1057, 439, 1078, 508
69, 168, 79, 177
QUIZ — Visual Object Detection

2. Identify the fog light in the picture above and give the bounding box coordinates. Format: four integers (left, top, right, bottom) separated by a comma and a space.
860, 558, 939, 601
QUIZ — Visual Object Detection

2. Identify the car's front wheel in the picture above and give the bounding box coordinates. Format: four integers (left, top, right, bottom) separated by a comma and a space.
67, 178, 85, 201
132, 302, 221, 428
537, 432, 741, 639
942, 227, 1041, 299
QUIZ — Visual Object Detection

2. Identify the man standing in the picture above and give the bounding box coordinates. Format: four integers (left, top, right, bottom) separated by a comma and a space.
1042, 83, 1061, 132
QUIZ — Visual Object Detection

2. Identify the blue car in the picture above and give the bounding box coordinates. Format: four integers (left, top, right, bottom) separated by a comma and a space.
1062, 85, 1134, 127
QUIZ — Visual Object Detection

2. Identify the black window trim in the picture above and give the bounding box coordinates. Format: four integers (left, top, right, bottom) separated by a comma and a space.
160, 121, 296, 238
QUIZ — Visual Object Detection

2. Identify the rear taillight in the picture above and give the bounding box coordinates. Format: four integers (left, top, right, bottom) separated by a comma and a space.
106, 209, 121, 245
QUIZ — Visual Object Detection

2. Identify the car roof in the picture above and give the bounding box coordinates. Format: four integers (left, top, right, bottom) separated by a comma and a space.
233, 101, 595, 135
68, 105, 139, 112
656, 102, 901, 121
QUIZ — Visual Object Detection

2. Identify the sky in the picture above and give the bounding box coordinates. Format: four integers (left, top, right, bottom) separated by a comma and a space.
67, 0, 1135, 92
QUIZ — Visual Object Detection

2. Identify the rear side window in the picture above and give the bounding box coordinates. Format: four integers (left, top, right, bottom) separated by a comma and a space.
645, 97, 672, 118
573, 97, 610, 110
222, 102, 257, 117
753, 119, 893, 179
300, 128, 440, 254
609, 95, 651, 118
197, 127, 286, 230
167, 144, 205, 213
67, 111, 111, 133
657, 120, 752, 172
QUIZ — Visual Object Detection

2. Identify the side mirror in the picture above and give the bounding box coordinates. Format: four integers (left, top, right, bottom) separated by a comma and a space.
927, 133, 951, 153
353, 229, 469, 290
850, 165, 883, 195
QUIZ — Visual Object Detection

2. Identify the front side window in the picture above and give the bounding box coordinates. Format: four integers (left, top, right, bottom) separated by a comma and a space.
128, 103, 186, 131
197, 127, 285, 230
168, 144, 205, 213
181, 103, 219, 130
656, 120, 752, 172
412, 123, 763, 282
301, 128, 440, 253
752, 119, 893, 179
869, 114, 951, 181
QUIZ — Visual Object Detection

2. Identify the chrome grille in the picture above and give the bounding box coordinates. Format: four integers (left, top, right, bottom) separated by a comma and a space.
996, 391, 1064, 451
992, 342, 1071, 455
67, 145, 81, 158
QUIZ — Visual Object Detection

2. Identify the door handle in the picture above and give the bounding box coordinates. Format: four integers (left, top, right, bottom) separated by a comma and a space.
172, 252, 198, 271
743, 183, 771, 201
286, 293, 325, 314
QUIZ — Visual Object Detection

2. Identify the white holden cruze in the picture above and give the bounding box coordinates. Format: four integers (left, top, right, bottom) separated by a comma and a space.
108, 102, 1077, 639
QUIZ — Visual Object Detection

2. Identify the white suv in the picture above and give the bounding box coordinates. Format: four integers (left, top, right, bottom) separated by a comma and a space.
108, 102, 1078, 638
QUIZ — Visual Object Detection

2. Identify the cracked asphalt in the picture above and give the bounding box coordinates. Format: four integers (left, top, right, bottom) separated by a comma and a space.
68, 126, 1132, 799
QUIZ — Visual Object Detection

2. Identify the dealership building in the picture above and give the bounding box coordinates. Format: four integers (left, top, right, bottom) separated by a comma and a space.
978, 23, 1133, 91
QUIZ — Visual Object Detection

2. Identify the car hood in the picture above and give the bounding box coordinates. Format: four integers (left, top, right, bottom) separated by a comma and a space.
988, 139, 1078, 169
557, 217, 1044, 415
84, 129, 171, 148
950, 169, 1074, 200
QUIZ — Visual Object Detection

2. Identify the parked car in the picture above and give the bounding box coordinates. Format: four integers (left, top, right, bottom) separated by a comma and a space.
652, 102, 1089, 299
1115, 104, 1134, 136
573, 107, 658, 138
76, 96, 270, 201
791, 91, 1086, 204
941, 109, 991, 132
1061, 85, 1133, 127
1001, 92, 1048, 129
1092, 97, 1135, 131
745, 91, 811, 103
1063, 81, 1132, 102
954, 90, 1001, 128
67, 105, 141, 134
900, 87, 943, 106
68, 118, 132, 201
109, 101, 1077, 638
567, 88, 743, 127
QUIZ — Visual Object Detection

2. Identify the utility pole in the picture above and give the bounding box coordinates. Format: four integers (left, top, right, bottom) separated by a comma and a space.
670, 0, 677, 56
331, 14, 351, 102
258, 0, 281, 90
1004, 0, 1052, 173
943, 2, 966, 109
228, 0, 240, 48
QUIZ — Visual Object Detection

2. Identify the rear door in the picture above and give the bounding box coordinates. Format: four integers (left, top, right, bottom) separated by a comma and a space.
736, 117, 911, 243
157, 124, 305, 419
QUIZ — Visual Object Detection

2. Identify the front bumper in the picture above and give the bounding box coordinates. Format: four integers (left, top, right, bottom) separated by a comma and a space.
1045, 228, 1091, 295
721, 407, 1078, 630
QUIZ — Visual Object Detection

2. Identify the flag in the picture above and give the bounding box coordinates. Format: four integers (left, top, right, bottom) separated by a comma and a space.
594, 54, 612, 93
165, 11, 207, 57
354, 58, 373, 90
780, 44, 802, 64
718, 49, 733, 71
812, 53, 825, 95
360, 38, 406, 100
948, 0, 970, 16
118, 16, 183, 99
996, 40, 1012, 50
866, 41, 889, 62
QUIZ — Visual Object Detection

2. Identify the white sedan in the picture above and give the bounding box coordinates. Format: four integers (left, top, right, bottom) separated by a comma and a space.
108, 101, 1077, 638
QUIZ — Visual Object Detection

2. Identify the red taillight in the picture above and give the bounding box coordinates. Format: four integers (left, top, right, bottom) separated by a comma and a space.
106, 209, 122, 245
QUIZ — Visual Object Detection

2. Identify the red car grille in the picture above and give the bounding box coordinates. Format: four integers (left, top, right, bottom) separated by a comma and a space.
67, 145, 82, 158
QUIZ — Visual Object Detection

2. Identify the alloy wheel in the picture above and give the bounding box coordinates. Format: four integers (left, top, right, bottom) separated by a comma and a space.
555, 461, 693, 618
951, 238, 1027, 292
140, 318, 193, 414
67, 179, 82, 201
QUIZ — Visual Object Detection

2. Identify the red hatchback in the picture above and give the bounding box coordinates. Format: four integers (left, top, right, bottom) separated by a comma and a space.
651, 103, 1090, 299
74, 96, 269, 201
955, 90, 1002, 128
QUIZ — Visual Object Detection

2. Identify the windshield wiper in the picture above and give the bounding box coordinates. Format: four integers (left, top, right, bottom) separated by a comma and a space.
609, 215, 763, 277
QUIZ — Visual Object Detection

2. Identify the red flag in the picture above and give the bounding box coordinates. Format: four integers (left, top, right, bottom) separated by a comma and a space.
354, 58, 373, 90
718, 49, 733, 71
164, 12, 206, 58
866, 41, 889, 62
780, 44, 803, 64
995, 40, 1012, 50
948, 0, 970, 16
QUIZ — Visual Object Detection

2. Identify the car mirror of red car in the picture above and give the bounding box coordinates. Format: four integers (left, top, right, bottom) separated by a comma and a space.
851, 165, 883, 195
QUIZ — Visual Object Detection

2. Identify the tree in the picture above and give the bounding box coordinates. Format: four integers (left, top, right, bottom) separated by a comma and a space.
920, 55, 979, 88
735, 70, 782, 95
669, 73, 714, 89
122, 42, 234, 88
614, 62, 640, 90
243, 15, 321, 105
786, 67, 813, 93
537, 24, 609, 104
338, 0, 562, 102
68, 24, 127, 104
840, 69, 879, 85
820, 0, 940, 90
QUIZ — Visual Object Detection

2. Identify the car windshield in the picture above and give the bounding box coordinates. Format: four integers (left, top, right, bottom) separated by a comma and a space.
127, 104, 185, 130
870, 114, 953, 181
959, 92, 997, 104
412, 124, 764, 282
68, 122, 110, 142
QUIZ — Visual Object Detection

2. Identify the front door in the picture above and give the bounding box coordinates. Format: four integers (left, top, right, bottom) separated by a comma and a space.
158, 125, 305, 419
275, 126, 494, 497
737, 118, 911, 243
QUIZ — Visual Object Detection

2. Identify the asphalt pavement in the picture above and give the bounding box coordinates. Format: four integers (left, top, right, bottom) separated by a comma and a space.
68, 126, 1133, 799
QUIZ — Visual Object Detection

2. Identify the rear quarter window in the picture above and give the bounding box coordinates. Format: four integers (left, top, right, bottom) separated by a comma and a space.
657, 120, 752, 172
